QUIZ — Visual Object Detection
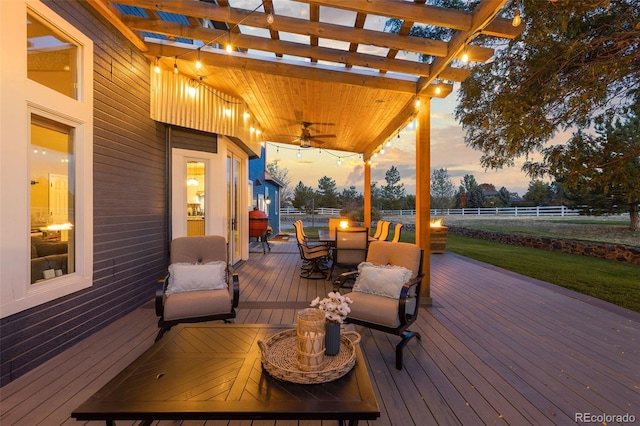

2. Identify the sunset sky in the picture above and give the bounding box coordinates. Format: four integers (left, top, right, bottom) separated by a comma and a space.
265, 88, 545, 198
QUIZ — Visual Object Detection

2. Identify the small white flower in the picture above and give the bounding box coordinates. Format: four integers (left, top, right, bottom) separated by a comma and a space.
310, 291, 353, 323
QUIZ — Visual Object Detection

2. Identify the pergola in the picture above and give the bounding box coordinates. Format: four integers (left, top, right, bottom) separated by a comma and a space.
88, 0, 523, 302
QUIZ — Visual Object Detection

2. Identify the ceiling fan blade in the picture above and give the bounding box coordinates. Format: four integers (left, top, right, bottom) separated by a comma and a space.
311, 134, 336, 138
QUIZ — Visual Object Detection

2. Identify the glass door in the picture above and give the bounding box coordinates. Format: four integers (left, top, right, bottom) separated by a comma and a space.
227, 154, 241, 264
186, 160, 205, 236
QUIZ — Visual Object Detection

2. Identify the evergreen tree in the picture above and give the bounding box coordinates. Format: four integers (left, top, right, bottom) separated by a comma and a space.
316, 176, 339, 208
381, 166, 406, 210
292, 181, 315, 213
431, 168, 455, 211
498, 187, 512, 207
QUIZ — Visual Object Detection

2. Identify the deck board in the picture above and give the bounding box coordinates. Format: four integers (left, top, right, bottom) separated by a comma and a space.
1, 239, 638, 425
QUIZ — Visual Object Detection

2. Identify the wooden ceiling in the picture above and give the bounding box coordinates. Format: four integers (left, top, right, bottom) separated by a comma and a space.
88, 0, 522, 158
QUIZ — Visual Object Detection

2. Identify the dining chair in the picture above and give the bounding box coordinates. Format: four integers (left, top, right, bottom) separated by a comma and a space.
371, 221, 383, 239
293, 220, 331, 279
391, 223, 404, 242
377, 221, 391, 241
328, 227, 369, 280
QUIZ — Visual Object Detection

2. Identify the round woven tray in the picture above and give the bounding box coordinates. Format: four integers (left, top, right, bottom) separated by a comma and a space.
258, 329, 361, 384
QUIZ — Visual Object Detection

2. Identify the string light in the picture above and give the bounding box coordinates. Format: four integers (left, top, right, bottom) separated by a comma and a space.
173, 56, 179, 74
296, 149, 302, 159
512, 9, 521, 26
461, 52, 469, 63
195, 48, 202, 69
337, 157, 342, 166
267, 13, 274, 24
154, 57, 161, 73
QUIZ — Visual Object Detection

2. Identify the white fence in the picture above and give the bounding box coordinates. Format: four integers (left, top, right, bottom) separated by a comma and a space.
280, 205, 580, 217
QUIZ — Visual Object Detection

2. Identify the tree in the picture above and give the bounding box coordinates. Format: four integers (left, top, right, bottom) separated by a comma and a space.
454, 0, 639, 227
380, 166, 406, 210
431, 168, 455, 211
316, 176, 339, 208
454, 174, 479, 208
338, 185, 363, 210
266, 162, 292, 203
498, 187, 512, 207
292, 181, 315, 213
524, 180, 552, 206
535, 107, 640, 229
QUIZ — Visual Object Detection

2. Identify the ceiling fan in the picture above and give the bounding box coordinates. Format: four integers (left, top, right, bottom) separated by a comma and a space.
294, 122, 336, 148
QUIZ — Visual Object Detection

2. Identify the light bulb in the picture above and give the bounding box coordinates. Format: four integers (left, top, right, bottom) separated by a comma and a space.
512, 9, 521, 27
435, 85, 441, 95
226, 43, 233, 53
173, 63, 178, 74
296, 150, 302, 159
461, 52, 469, 63
415, 99, 421, 108
267, 13, 274, 24
337, 158, 342, 166
154, 64, 161, 73
196, 59, 201, 69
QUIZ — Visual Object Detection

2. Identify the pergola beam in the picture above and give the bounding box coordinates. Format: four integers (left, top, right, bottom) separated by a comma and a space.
146, 42, 418, 93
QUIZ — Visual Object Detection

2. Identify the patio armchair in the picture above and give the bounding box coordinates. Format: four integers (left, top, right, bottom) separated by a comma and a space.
155, 235, 239, 342
334, 240, 424, 370
327, 227, 369, 280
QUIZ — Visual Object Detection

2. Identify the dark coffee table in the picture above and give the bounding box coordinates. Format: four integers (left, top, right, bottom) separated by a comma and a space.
72, 323, 379, 425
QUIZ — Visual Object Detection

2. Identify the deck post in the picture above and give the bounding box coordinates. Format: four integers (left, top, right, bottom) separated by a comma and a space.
416, 97, 432, 305
364, 160, 371, 231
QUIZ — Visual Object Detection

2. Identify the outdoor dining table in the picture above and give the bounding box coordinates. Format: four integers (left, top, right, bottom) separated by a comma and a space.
72, 323, 379, 426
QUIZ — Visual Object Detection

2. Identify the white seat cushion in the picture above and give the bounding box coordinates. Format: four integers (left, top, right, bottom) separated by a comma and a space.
163, 289, 232, 321
347, 291, 416, 328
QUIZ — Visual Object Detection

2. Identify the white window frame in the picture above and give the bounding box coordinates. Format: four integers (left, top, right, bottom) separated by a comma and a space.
0, 0, 93, 318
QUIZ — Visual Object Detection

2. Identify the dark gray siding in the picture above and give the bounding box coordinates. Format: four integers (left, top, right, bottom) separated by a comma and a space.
0, 1, 168, 385
170, 126, 218, 153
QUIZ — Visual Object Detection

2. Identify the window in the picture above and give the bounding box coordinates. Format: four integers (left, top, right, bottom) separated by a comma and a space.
0, 1, 93, 317
27, 11, 78, 99
30, 116, 75, 284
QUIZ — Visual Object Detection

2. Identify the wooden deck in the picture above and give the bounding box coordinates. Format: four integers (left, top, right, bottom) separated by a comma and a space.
1, 239, 638, 425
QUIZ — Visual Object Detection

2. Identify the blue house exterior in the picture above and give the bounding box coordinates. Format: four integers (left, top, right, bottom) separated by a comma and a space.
249, 145, 283, 236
